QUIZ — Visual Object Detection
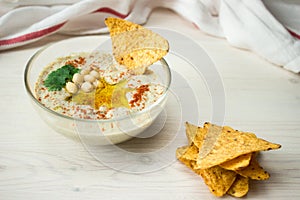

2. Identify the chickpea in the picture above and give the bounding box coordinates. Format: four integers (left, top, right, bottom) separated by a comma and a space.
81, 82, 93, 92
80, 68, 90, 75
66, 82, 78, 94
84, 74, 96, 83
72, 73, 84, 84
93, 80, 99, 88
93, 80, 104, 88
90, 70, 100, 79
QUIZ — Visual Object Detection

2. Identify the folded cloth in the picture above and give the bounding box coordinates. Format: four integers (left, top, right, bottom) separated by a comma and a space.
0, 0, 299, 73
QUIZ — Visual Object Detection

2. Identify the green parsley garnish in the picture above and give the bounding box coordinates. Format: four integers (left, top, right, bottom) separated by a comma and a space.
44, 64, 80, 91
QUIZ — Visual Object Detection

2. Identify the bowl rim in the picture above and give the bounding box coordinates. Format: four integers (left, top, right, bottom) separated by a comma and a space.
24, 41, 172, 123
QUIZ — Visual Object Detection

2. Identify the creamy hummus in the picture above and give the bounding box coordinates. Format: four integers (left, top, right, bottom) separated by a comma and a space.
35, 51, 165, 120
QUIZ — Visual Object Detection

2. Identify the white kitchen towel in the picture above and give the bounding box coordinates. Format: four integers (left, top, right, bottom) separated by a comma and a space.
0, 0, 299, 73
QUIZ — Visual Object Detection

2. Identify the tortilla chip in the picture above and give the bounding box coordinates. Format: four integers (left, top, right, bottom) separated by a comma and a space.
220, 153, 252, 171
104, 17, 169, 73
177, 156, 196, 170
182, 144, 199, 161
200, 165, 237, 197
104, 17, 142, 37
185, 122, 208, 149
176, 142, 199, 162
177, 148, 237, 198
198, 123, 222, 159
176, 146, 201, 173
177, 122, 281, 198
176, 146, 194, 169
227, 175, 249, 197
185, 122, 198, 145
176, 145, 188, 158
196, 124, 281, 169
236, 154, 270, 180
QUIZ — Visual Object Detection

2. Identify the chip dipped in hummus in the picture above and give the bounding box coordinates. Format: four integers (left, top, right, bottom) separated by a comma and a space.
105, 17, 169, 74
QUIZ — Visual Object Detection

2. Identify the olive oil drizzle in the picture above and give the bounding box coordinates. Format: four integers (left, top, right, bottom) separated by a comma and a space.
71, 79, 133, 109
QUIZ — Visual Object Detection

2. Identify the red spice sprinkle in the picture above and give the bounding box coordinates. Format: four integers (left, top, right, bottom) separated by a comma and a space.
65, 57, 86, 67
77, 57, 86, 65
129, 84, 149, 107
65, 61, 77, 67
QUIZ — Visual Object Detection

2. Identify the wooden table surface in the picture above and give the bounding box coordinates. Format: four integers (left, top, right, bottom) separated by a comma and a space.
0, 9, 299, 200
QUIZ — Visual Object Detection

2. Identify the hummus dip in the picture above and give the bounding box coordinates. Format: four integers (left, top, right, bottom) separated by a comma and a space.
35, 51, 166, 120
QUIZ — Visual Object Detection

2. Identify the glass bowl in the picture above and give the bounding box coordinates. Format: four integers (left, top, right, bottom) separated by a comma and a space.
24, 36, 171, 145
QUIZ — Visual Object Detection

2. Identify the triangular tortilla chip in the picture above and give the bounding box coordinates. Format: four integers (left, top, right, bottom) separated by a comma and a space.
198, 123, 222, 159
185, 122, 208, 149
176, 144, 237, 197
176, 145, 203, 176
200, 165, 237, 197
105, 17, 169, 74
176, 146, 195, 170
227, 175, 249, 197
182, 144, 199, 161
220, 153, 252, 171
236, 153, 270, 180
185, 122, 198, 145
196, 124, 281, 169
104, 17, 142, 36
176, 145, 189, 159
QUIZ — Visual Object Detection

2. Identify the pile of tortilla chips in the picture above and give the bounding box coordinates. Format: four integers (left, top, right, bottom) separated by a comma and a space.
105, 17, 169, 74
176, 122, 281, 197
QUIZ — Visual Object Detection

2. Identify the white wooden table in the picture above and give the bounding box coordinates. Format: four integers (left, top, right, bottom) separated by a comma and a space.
1, 9, 299, 200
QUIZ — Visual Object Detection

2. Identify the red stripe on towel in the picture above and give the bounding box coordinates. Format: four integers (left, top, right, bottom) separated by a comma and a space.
288, 29, 300, 40
94, 7, 129, 18
0, 22, 66, 46
0, 7, 129, 47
